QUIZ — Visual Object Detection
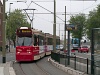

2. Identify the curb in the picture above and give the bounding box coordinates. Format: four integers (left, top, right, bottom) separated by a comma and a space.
9, 61, 16, 75
48, 57, 88, 75
9, 67, 16, 75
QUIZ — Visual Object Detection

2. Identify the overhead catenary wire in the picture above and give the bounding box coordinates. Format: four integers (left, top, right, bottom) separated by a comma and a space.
78, 0, 98, 13
35, 15, 53, 23
31, 1, 64, 22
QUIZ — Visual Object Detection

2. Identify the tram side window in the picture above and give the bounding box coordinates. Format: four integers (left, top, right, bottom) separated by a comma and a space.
56, 39, 60, 45
48, 38, 52, 45
39, 36, 44, 46
45, 38, 47, 45
34, 35, 38, 46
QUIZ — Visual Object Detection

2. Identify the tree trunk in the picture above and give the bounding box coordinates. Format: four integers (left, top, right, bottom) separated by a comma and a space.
13, 40, 16, 48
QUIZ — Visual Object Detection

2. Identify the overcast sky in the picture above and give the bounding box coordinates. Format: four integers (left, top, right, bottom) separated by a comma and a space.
2, 0, 100, 40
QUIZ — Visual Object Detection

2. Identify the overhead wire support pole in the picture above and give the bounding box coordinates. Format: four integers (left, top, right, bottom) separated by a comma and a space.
67, 28, 70, 65
64, 6, 66, 52
64, 6, 67, 66
2, 0, 6, 63
53, 0, 56, 52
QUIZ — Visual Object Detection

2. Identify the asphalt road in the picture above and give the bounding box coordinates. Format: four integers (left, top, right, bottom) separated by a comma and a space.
75, 51, 91, 59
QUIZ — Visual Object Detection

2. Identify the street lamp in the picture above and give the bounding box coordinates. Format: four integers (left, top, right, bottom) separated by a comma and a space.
17, 1, 27, 2
9, 3, 13, 14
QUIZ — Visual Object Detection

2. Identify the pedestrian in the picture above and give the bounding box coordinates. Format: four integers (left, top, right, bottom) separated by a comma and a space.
6, 45, 8, 52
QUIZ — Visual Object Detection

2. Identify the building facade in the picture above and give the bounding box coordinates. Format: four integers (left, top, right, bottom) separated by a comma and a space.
0, 1, 3, 50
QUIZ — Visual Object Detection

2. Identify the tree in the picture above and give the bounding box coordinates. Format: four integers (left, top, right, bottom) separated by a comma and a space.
86, 4, 100, 40
6, 9, 30, 47
68, 13, 86, 40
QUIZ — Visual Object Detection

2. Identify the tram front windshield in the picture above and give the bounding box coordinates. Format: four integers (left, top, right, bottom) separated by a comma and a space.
17, 37, 32, 46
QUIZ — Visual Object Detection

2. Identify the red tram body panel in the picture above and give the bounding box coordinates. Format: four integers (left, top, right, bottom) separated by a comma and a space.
16, 46, 39, 61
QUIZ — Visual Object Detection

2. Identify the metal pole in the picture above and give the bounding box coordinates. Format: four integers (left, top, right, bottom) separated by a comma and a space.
64, 6, 67, 66
2, 0, 6, 63
64, 6, 66, 51
68, 30, 70, 65
91, 29, 94, 75
59, 24, 60, 39
53, 0, 56, 52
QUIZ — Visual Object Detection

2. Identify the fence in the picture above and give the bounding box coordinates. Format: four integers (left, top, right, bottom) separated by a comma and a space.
51, 51, 91, 74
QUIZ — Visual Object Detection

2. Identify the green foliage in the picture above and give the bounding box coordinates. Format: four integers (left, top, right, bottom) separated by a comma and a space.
68, 13, 86, 40
6, 9, 30, 41
86, 4, 100, 40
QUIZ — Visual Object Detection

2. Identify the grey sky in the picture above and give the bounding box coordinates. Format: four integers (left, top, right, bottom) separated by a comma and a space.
2, 0, 100, 39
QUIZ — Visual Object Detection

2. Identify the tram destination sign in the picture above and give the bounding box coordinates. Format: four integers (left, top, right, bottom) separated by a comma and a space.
17, 29, 32, 36
66, 24, 77, 31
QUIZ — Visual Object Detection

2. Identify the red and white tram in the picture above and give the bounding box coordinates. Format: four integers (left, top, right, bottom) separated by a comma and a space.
16, 27, 60, 62
16, 27, 45, 61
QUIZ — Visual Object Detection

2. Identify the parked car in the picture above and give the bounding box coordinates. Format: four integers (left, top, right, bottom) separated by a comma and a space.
78, 46, 89, 53
64, 49, 75, 54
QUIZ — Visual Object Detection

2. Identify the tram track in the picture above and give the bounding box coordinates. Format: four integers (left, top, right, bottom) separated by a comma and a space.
13, 57, 68, 75
35, 61, 51, 75
13, 60, 52, 75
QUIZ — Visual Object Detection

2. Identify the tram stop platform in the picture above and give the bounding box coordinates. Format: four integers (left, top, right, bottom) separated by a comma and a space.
48, 57, 88, 75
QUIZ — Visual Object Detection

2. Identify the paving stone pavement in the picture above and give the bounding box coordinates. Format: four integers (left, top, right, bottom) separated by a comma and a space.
0, 61, 16, 75
0, 48, 16, 75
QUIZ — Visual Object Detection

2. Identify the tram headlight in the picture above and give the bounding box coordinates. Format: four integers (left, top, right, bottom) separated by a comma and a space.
28, 52, 31, 53
17, 52, 20, 54
17, 49, 22, 51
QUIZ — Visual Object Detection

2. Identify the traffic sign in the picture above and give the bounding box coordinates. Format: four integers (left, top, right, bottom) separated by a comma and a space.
66, 24, 77, 31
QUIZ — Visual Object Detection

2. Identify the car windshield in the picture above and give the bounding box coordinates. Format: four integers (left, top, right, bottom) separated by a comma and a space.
17, 37, 32, 46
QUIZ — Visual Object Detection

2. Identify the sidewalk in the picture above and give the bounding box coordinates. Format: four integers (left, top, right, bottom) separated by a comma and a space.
0, 48, 16, 75
0, 61, 16, 75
